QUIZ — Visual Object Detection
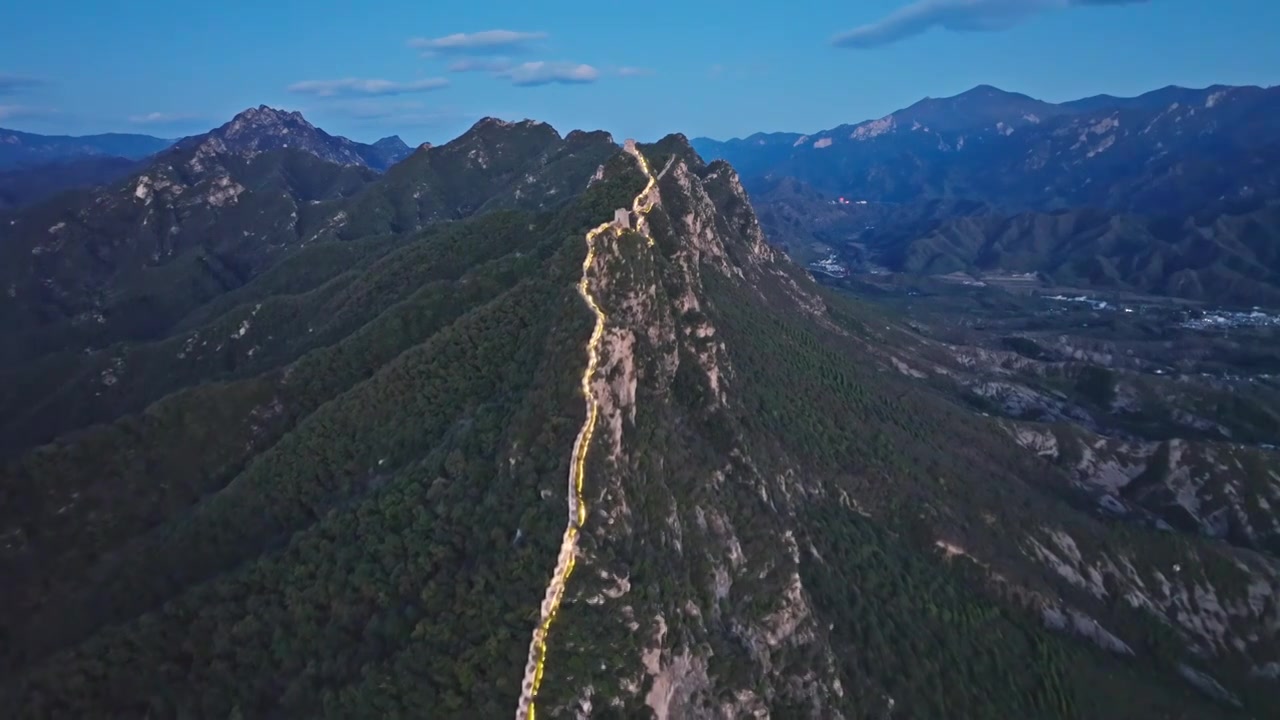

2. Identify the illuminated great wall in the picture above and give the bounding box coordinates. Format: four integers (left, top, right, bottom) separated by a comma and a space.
514, 140, 663, 720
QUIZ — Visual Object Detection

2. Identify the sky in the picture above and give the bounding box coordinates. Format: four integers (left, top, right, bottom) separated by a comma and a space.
1, 0, 1278, 144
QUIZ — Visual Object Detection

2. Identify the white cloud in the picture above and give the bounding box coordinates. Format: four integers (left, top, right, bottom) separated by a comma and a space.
0, 74, 43, 96
447, 57, 515, 73
321, 99, 465, 127
0, 104, 54, 121
287, 77, 449, 98
409, 30, 547, 55
363, 111, 463, 127
128, 112, 199, 125
406, 30, 603, 87
833, 0, 1149, 49
325, 99, 422, 119
499, 61, 599, 87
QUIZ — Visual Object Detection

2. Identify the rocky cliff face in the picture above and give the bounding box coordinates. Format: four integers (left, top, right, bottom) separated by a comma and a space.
527, 138, 846, 718
502, 134, 1280, 718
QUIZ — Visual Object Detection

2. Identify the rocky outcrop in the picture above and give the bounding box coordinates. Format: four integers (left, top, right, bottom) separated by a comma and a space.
1008, 423, 1280, 557
528, 139, 846, 717
1026, 524, 1280, 664
184, 105, 402, 170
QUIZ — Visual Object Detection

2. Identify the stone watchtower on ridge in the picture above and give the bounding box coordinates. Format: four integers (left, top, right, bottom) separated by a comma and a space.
607, 138, 641, 232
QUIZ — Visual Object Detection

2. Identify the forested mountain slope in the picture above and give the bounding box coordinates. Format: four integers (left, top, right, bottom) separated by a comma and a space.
0, 112, 617, 455
0, 156, 142, 211
1, 119, 1276, 718
877, 202, 1280, 306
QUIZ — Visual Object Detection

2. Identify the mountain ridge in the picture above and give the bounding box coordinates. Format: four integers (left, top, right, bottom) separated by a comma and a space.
0, 106, 1276, 718
694, 83, 1280, 216
693, 81, 1280, 307
695, 83, 1273, 144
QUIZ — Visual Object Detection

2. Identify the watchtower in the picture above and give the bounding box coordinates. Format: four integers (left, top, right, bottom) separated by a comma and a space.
613, 207, 631, 230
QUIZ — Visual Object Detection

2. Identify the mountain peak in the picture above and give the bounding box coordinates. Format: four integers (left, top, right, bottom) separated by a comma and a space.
169, 106, 375, 169
180, 106, 416, 172
469, 116, 555, 131
371, 135, 409, 150
227, 105, 313, 130
354, 135, 414, 171
458, 116, 562, 147
891, 84, 1059, 133
649, 132, 696, 154
928, 84, 1041, 106
643, 132, 705, 173
213, 106, 324, 148
469, 116, 525, 133
961, 83, 1006, 95
564, 129, 615, 147
957, 83, 1033, 98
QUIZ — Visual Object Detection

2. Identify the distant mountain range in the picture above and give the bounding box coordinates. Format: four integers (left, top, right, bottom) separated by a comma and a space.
694, 84, 1280, 215
694, 84, 1280, 306
0, 129, 175, 170
0, 117, 414, 212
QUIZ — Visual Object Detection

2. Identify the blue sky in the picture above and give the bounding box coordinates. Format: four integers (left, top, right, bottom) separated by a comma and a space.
1, 0, 1277, 144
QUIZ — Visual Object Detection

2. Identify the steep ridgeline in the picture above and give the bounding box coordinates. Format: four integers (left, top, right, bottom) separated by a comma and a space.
516, 139, 666, 720
496, 137, 1279, 717
0, 125, 1276, 718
